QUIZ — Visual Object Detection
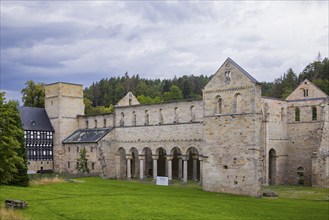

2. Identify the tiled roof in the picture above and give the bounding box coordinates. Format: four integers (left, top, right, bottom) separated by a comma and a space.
18, 106, 54, 131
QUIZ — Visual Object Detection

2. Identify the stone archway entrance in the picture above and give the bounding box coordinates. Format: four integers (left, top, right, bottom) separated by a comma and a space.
297, 167, 304, 185
269, 149, 277, 185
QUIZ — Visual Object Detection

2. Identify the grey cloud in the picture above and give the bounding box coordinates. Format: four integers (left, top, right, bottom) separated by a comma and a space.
0, 1, 327, 98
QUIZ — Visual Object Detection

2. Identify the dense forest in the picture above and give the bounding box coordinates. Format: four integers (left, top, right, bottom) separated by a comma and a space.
84, 57, 328, 111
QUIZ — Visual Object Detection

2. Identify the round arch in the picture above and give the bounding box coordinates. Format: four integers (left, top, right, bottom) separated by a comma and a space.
171, 147, 183, 179
156, 147, 167, 177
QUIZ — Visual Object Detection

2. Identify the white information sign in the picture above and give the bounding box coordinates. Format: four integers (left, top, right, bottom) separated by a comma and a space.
156, 176, 169, 186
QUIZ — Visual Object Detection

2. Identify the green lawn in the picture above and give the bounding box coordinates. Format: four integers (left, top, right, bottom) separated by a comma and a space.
0, 177, 328, 220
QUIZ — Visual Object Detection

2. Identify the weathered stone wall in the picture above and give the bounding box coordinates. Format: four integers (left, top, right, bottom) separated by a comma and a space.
202, 113, 263, 197
312, 99, 329, 188
286, 79, 328, 100
28, 160, 53, 172
115, 100, 203, 127
261, 97, 289, 185
62, 143, 101, 174
116, 92, 140, 106
286, 99, 325, 186
78, 114, 115, 129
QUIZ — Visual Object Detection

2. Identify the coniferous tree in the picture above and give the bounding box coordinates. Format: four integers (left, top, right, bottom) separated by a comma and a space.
76, 147, 90, 174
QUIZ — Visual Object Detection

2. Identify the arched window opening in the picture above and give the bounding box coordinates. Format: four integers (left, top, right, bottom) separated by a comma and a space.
144, 110, 149, 125
159, 109, 163, 124
280, 107, 284, 122
86, 120, 89, 129
233, 93, 242, 113
303, 89, 308, 97
120, 112, 125, 126
190, 106, 196, 122
132, 111, 136, 126
174, 107, 179, 124
225, 71, 231, 85
312, 106, 317, 121
297, 167, 304, 185
295, 107, 300, 122
103, 119, 106, 128
94, 119, 97, 128
129, 98, 132, 106
214, 96, 222, 114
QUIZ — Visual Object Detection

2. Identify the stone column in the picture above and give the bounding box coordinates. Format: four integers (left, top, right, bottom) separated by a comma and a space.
126, 155, 132, 180
182, 155, 188, 183
178, 156, 182, 180
199, 156, 204, 185
152, 155, 159, 180
165, 157, 168, 176
193, 155, 198, 181
167, 155, 173, 182
139, 155, 145, 181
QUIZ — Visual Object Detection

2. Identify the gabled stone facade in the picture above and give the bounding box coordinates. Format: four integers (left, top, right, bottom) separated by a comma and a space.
23, 58, 328, 196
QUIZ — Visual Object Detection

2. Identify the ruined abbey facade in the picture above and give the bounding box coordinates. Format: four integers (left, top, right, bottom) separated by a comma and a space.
20, 58, 329, 196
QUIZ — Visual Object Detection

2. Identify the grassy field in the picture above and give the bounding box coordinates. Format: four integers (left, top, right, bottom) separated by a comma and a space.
0, 177, 328, 220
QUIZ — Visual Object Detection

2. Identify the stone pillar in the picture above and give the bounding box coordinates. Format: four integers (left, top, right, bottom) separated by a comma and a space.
178, 156, 182, 180
167, 155, 173, 182
199, 156, 204, 185
126, 155, 132, 180
182, 155, 188, 183
193, 155, 198, 181
165, 157, 168, 176
152, 155, 159, 180
139, 155, 145, 181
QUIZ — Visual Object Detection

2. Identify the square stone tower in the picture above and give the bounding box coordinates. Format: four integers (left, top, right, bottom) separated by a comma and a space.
45, 82, 84, 172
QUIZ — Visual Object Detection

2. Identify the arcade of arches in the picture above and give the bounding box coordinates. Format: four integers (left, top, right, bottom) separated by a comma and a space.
116, 147, 202, 183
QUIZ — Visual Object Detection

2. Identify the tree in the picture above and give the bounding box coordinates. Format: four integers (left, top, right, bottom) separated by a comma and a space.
21, 80, 45, 108
182, 79, 192, 99
76, 147, 90, 174
163, 85, 183, 101
0, 92, 29, 186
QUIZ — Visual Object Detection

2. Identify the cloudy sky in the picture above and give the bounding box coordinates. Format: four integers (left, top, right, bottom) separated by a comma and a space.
1, 1, 328, 102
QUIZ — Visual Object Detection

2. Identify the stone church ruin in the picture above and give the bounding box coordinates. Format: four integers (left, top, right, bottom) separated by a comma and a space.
19, 58, 329, 196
